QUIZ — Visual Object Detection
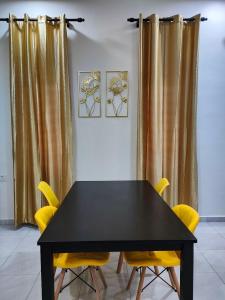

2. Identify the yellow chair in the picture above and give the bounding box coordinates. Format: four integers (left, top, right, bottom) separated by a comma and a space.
116, 178, 170, 274
35, 206, 110, 300
154, 177, 170, 196
38, 181, 60, 208
152, 177, 170, 275
124, 204, 200, 300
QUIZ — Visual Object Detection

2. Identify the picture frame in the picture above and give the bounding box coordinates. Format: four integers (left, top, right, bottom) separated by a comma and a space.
106, 71, 128, 117
78, 71, 101, 118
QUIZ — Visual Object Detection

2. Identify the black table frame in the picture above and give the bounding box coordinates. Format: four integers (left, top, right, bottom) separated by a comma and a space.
38, 181, 196, 300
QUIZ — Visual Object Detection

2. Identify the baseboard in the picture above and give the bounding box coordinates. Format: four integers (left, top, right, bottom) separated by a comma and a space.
200, 216, 225, 222
0, 219, 14, 225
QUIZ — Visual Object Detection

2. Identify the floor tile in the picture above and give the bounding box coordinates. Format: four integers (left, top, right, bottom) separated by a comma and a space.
26, 227, 40, 238
196, 232, 225, 250
0, 235, 23, 256
26, 273, 42, 300
209, 222, 225, 234
0, 251, 40, 275
14, 234, 40, 253
216, 272, 225, 285
0, 224, 29, 238
195, 222, 217, 237
0, 275, 37, 300
202, 250, 225, 274
218, 232, 225, 239
194, 251, 214, 273
194, 272, 225, 300
0, 254, 9, 268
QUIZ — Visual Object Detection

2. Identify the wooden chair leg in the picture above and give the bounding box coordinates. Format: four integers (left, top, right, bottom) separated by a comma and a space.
154, 266, 159, 275
97, 267, 107, 288
170, 267, 180, 298
90, 267, 94, 285
54, 269, 66, 300
54, 268, 64, 282
127, 267, 137, 290
117, 252, 124, 273
167, 268, 176, 289
136, 267, 146, 300
90, 267, 101, 300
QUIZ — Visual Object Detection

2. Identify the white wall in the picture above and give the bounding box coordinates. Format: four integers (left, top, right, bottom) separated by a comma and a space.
0, 0, 225, 221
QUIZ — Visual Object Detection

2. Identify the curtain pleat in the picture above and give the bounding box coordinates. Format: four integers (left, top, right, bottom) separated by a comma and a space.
10, 14, 72, 225
137, 14, 200, 209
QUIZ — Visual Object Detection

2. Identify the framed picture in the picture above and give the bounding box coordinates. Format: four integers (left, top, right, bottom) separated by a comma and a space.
78, 71, 101, 118
106, 71, 128, 117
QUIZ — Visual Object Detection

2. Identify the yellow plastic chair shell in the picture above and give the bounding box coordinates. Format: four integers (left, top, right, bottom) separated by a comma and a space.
172, 204, 199, 233
124, 204, 200, 299
38, 181, 60, 208
35, 205, 57, 233
125, 205, 200, 267
34, 206, 109, 299
154, 178, 170, 196
116, 178, 170, 274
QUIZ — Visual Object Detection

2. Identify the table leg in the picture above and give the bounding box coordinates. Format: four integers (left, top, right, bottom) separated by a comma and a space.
180, 243, 194, 300
40, 246, 54, 300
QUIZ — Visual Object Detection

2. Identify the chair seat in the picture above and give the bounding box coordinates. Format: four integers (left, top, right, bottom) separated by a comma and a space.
54, 252, 110, 268
124, 250, 180, 267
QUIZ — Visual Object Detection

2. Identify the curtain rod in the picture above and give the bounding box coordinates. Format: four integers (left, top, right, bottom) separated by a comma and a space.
128, 17, 207, 27
0, 17, 85, 23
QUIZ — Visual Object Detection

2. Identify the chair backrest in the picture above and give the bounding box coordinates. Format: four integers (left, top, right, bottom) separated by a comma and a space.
35, 206, 57, 233
172, 204, 200, 233
38, 181, 60, 208
155, 178, 170, 196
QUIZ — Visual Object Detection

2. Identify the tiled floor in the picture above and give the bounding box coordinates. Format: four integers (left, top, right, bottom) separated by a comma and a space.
1, 222, 225, 299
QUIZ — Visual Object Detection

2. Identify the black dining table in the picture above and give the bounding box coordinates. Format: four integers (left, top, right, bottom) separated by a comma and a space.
38, 180, 197, 300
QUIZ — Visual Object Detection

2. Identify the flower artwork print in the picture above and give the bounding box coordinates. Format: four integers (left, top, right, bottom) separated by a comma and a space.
78, 71, 101, 117
106, 71, 128, 117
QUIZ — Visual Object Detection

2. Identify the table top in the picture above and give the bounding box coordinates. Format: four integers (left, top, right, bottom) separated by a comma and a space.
38, 181, 197, 252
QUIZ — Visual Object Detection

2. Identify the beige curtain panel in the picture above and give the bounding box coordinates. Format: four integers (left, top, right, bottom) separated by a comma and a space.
137, 14, 200, 209
10, 14, 72, 225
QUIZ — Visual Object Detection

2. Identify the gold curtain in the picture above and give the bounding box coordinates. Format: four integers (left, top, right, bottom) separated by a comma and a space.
137, 14, 200, 209
10, 15, 72, 225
